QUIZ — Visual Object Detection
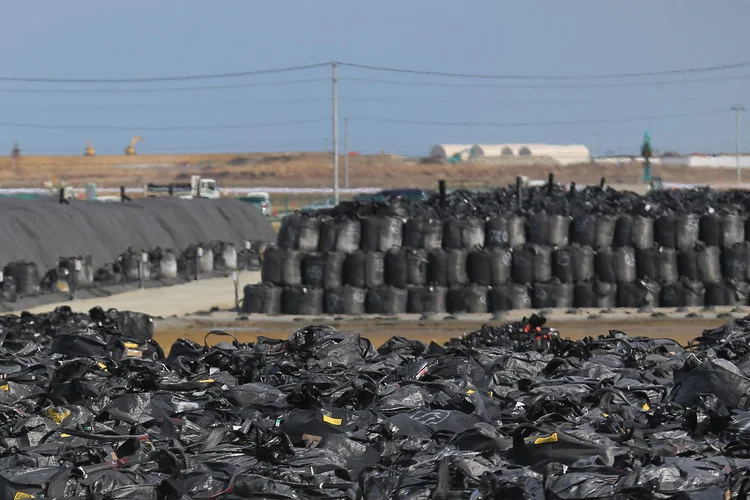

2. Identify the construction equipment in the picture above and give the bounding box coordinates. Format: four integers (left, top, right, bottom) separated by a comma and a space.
125, 136, 144, 155
641, 131, 663, 190
447, 148, 474, 164
144, 175, 220, 200
84, 142, 96, 156
43, 179, 74, 201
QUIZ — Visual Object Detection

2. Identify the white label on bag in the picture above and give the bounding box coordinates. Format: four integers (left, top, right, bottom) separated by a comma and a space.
141, 253, 149, 263
74, 260, 82, 271
245, 241, 252, 250
197, 248, 204, 257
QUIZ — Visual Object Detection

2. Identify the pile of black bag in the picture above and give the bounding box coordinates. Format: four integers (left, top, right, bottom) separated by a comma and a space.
0, 240, 264, 305
250, 184, 750, 315
3, 309, 750, 498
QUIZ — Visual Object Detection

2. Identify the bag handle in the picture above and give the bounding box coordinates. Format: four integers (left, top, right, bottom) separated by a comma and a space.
204, 330, 240, 348
511, 423, 549, 456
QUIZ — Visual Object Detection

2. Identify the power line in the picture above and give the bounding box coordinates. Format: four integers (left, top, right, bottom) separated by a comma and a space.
0, 118, 328, 131
0, 78, 329, 94
1, 59, 750, 85
337, 61, 750, 80
341, 73, 750, 89
0, 63, 330, 84
353, 109, 726, 128
0, 95, 732, 113
0, 98, 330, 112
339, 95, 737, 106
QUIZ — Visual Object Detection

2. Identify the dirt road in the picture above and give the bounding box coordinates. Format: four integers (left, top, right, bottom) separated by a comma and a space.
152, 314, 729, 353
11, 271, 262, 317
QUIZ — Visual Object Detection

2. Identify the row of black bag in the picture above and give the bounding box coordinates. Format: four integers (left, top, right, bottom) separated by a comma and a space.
263, 242, 750, 289
277, 212, 750, 253
0, 241, 263, 302
244, 276, 749, 316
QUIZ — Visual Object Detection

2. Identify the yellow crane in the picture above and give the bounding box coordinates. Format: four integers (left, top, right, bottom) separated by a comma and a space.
125, 136, 144, 155
84, 142, 96, 156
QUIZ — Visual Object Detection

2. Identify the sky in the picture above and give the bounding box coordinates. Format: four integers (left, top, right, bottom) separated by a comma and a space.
0, 0, 748, 157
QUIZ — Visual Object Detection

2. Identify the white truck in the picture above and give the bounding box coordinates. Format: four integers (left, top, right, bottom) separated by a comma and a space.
144, 175, 220, 200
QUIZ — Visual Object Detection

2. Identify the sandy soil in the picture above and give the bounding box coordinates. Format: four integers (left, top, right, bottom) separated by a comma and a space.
151, 314, 730, 353
10, 271, 262, 317
0, 152, 743, 190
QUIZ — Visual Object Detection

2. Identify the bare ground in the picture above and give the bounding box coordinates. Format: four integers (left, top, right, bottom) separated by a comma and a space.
0, 152, 744, 190
152, 316, 728, 354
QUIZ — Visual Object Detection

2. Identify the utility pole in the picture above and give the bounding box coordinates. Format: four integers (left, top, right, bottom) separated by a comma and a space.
344, 117, 350, 189
332, 63, 340, 204
732, 105, 745, 185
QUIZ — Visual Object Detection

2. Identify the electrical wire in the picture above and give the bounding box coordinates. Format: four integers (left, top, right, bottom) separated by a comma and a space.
339, 95, 736, 106
0, 98, 330, 112
337, 61, 750, 80
1, 59, 749, 83
0, 95, 731, 113
353, 109, 726, 127
341, 73, 750, 89
0, 118, 328, 131
0, 78, 329, 94
0, 63, 330, 83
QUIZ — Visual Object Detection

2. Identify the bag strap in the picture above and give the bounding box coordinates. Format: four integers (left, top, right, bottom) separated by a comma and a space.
204, 330, 240, 348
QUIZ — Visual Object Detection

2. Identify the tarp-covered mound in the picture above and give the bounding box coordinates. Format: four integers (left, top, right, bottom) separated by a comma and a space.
0, 197, 275, 269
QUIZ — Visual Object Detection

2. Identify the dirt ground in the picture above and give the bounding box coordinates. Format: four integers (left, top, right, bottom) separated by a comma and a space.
152, 316, 728, 353
0, 152, 744, 190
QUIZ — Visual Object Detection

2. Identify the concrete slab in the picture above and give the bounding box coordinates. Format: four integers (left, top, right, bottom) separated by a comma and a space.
10, 271, 262, 317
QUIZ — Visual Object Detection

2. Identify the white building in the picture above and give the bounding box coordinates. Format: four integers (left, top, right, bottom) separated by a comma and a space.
430, 143, 591, 165
429, 144, 474, 161
472, 143, 591, 165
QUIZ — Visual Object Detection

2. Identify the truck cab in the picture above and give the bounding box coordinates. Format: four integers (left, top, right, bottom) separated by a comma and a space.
144, 175, 220, 199
181, 178, 218, 199
239, 191, 271, 216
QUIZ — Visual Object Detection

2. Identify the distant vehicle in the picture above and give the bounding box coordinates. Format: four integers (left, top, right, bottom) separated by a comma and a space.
238, 191, 271, 217
300, 198, 337, 214
379, 188, 433, 201
353, 193, 379, 203
144, 175, 220, 199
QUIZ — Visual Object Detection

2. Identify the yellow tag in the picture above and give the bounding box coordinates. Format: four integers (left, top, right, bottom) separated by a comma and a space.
488, 391, 493, 397
14, 492, 35, 500
0, 384, 8, 391
46, 408, 71, 424
322, 415, 342, 426
533, 432, 559, 445
97, 362, 107, 369
642, 403, 651, 412
466, 389, 476, 395
123, 342, 139, 349
60, 433, 71, 438
602, 413, 609, 418
198, 379, 215, 383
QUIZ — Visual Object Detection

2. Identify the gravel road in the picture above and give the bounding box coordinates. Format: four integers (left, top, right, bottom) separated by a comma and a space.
10, 271, 262, 317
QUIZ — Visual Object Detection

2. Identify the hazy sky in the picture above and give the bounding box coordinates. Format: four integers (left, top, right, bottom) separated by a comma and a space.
1, 0, 747, 156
